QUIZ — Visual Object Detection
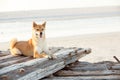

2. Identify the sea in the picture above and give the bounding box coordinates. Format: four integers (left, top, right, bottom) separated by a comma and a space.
0, 16, 120, 42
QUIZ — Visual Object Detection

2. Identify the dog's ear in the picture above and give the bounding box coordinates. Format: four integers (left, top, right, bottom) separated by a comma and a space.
42, 21, 46, 27
33, 22, 37, 27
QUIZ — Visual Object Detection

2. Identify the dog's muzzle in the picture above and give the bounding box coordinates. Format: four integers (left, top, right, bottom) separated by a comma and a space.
40, 32, 42, 38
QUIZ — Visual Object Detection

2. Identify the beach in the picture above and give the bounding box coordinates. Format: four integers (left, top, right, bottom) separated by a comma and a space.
0, 32, 120, 63
0, 6, 120, 63
47, 32, 120, 62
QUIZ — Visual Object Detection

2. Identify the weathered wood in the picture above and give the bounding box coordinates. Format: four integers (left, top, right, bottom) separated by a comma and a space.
111, 64, 120, 70
0, 55, 14, 61
0, 47, 65, 75
43, 60, 120, 80
0, 48, 91, 80
113, 56, 120, 63
18, 61, 65, 80
0, 56, 27, 64
1, 47, 120, 80
49, 47, 64, 53
69, 64, 110, 71
18, 48, 91, 80
54, 70, 120, 76
47, 61, 120, 80
0, 57, 31, 68
43, 75, 120, 80
0, 51, 10, 57
0, 47, 64, 74
0, 58, 48, 75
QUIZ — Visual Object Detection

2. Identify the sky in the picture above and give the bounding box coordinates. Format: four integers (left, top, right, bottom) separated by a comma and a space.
0, 0, 120, 12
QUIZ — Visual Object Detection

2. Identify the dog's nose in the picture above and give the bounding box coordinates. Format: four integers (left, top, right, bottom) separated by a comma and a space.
40, 32, 42, 35
40, 32, 43, 38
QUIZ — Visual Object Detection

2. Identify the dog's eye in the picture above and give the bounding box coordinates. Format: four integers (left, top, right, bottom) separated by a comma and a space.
42, 29, 44, 31
36, 29, 39, 31
36, 33, 38, 35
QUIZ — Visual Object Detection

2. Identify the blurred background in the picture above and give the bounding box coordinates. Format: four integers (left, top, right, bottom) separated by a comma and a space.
0, 0, 120, 12
0, 0, 120, 42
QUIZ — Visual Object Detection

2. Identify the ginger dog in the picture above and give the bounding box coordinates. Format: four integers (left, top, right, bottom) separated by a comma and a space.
10, 22, 54, 59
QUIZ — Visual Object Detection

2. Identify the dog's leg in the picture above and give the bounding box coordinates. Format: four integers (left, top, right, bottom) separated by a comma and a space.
33, 51, 40, 58
10, 48, 22, 56
34, 47, 43, 58
33, 51, 48, 58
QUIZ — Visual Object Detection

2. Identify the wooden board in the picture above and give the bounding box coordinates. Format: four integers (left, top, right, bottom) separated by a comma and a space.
0, 47, 91, 80
43, 61, 120, 80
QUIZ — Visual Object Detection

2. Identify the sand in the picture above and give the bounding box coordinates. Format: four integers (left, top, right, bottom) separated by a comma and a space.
47, 32, 120, 62
1, 32, 120, 63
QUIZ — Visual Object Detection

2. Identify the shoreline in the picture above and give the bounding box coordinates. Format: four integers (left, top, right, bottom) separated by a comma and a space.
0, 6, 120, 23
0, 32, 120, 62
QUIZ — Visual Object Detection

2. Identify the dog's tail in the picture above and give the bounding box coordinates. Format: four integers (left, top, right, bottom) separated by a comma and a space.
10, 38, 17, 49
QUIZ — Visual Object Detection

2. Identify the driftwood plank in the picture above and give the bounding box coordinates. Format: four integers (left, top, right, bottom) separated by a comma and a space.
0, 47, 65, 75
0, 48, 91, 80
0, 56, 27, 64
69, 64, 109, 71
49, 47, 64, 53
43, 75, 120, 80
18, 48, 91, 80
0, 55, 13, 61
0, 51, 10, 57
54, 70, 120, 76
18, 61, 65, 80
0, 57, 31, 68
111, 64, 120, 70
0, 58, 48, 75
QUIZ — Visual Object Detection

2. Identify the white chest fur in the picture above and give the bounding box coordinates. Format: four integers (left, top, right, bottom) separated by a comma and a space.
35, 39, 47, 54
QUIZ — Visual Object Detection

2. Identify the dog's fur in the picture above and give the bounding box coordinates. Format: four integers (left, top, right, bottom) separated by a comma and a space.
10, 22, 53, 58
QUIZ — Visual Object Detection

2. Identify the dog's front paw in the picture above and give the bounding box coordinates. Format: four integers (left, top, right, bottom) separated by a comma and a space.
52, 54, 57, 59
47, 55, 51, 59
48, 54, 57, 60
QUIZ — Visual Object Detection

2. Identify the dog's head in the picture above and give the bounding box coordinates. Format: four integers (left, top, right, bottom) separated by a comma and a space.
32, 21, 46, 39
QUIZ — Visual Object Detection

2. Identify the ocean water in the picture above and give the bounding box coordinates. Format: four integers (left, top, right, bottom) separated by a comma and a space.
0, 16, 120, 42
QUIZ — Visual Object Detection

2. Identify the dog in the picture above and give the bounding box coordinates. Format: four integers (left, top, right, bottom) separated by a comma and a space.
10, 21, 54, 59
